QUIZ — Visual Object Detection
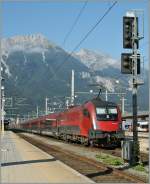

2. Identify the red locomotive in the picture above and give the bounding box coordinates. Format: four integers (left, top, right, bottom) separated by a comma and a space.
14, 97, 124, 146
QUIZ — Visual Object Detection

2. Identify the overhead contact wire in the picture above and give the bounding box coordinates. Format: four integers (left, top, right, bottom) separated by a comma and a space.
62, 1, 88, 46
52, 1, 117, 80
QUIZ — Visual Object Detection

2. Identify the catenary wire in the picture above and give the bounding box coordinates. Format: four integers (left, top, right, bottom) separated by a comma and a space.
51, 1, 118, 80
49, 1, 88, 81
62, 1, 88, 46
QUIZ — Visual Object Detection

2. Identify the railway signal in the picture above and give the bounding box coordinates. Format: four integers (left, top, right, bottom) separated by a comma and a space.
123, 16, 139, 49
121, 11, 144, 165
121, 53, 132, 74
121, 53, 140, 74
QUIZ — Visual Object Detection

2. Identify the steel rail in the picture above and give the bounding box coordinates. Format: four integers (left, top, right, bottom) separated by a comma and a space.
18, 133, 147, 183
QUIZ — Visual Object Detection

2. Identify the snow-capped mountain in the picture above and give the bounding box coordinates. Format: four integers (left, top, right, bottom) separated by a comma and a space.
74, 48, 124, 92
1, 34, 65, 77
1, 34, 56, 54
1, 34, 148, 116
74, 48, 120, 71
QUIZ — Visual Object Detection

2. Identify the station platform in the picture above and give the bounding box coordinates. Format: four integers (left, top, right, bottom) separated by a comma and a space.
1, 131, 93, 183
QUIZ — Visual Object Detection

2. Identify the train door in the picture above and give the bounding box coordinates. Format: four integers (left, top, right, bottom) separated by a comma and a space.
81, 108, 91, 136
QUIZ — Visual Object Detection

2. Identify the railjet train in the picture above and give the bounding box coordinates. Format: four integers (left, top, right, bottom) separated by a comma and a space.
12, 97, 124, 146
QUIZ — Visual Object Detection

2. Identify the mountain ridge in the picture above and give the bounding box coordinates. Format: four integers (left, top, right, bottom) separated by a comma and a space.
1, 34, 148, 117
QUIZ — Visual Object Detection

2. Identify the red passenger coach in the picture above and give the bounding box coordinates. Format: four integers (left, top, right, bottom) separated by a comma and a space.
15, 97, 124, 146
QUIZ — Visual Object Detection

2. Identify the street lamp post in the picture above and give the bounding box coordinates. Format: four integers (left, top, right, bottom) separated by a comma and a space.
71, 70, 75, 106
105, 89, 108, 101
36, 105, 39, 118
1, 86, 5, 133
115, 80, 127, 115
121, 95, 126, 115
45, 97, 49, 115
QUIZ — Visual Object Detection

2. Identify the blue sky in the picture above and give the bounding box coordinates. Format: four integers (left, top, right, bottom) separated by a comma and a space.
2, 0, 149, 62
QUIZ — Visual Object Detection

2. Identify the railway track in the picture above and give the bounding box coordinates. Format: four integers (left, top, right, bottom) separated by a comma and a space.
18, 132, 147, 183
29, 131, 149, 165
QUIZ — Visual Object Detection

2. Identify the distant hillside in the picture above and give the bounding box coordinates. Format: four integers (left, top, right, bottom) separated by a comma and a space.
1, 34, 148, 117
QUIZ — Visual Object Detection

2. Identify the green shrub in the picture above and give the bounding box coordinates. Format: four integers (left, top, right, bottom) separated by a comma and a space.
134, 163, 145, 172
96, 154, 124, 166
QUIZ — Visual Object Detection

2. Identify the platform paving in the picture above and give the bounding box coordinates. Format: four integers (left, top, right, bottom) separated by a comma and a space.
0, 131, 94, 183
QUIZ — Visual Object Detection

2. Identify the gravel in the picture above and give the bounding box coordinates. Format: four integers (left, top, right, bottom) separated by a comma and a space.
20, 132, 149, 182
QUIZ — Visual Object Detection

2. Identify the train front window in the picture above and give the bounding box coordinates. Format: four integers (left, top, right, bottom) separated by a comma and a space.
107, 107, 118, 120
108, 108, 117, 114
96, 107, 118, 121
96, 108, 107, 120
96, 108, 106, 114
